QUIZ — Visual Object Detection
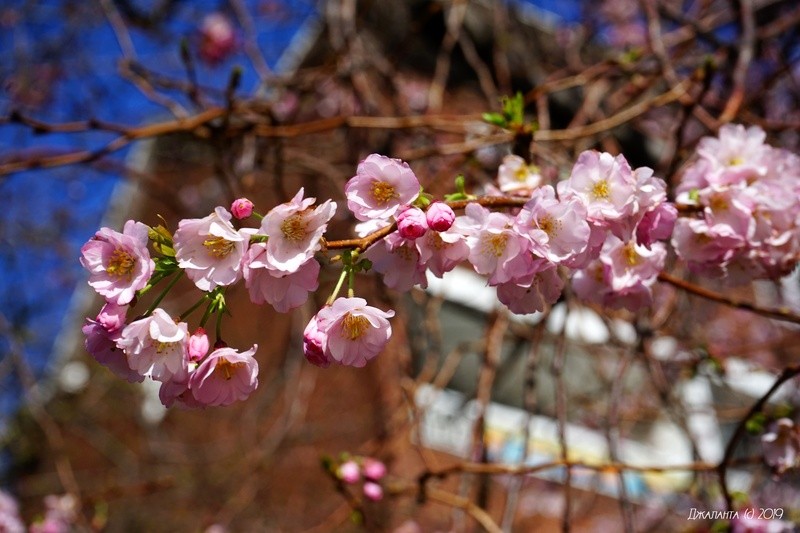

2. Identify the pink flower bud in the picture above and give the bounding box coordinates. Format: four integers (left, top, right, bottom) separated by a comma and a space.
363, 458, 386, 481
303, 315, 332, 368
199, 13, 237, 65
363, 481, 383, 501
96, 302, 127, 332
338, 460, 360, 484
188, 328, 210, 362
396, 206, 428, 239
425, 202, 455, 232
230, 198, 254, 220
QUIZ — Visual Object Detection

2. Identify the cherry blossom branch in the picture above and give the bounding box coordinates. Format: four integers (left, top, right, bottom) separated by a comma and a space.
533, 78, 694, 142
322, 196, 529, 253
0, 107, 225, 177
657, 272, 800, 325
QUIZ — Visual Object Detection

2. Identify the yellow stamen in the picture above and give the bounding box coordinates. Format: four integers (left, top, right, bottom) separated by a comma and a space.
371, 181, 397, 204
395, 245, 415, 261
623, 242, 640, 267
538, 215, 562, 237
106, 248, 135, 277
709, 195, 728, 212
426, 231, 448, 250
728, 156, 744, 166
483, 233, 508, 258
203, 236, 235, 258
592, 180, 610, 200
216, 358, 245, 380
154, 341, 178, 355
342, 313, 370, 340
280, 213, 308, 242
514, 165, 530, 182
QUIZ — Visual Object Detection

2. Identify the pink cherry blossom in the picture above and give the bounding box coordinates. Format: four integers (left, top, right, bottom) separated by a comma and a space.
303, 314, 333, 368
601, 237, 666, 293
117, 308, 189, 382
700, 187, 755, 240
338, 461, 361, 484
345, 154, 420, 221
558, 150, 636, 223
761, 418, 800, 475
314, 297, 395, 368
671, 218, 744, 276
426, 202, 455, 232
396, 206, 428, 240
159, 376, 204, 409
365, 233, 428, 291
514, 185, 590, 264
497, 154, 542, 195
363, 481, 384, 501
174, 207, 250, 291
230, 197, 254, 220
416, 227, 469, 278
83, 320, 143, 383
695, 123, 771, 186
80, 220, 154, 305
496, 260, 564, 314
190, 345, 259, 407
455, 203, 533, 285
572, 234, 666, 311
259, 188, 336, 272
624, 166, 677, 245
635, 202, 677, 248
362, 458, 387, 481
243, 242, 319, 312
571, 261, 608, 307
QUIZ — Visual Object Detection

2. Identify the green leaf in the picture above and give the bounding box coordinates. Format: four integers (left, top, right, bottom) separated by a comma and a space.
482, 112, 507, 127
444, 192, 467, 202
149, 224, 175, 257
745, 413, 767, 435
153, 256, 179, 274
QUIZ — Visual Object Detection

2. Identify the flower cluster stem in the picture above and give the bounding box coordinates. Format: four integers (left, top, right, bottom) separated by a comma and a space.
143, 271, 183, 317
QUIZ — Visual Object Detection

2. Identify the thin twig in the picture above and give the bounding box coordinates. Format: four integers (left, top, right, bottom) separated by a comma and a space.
658, 272, 800, 325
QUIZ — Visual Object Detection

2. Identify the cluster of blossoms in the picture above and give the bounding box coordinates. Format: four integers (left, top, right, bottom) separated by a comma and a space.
673, 124, 800, 283
361, 151, 675, 312
336, 456, 388, 502
80, 187, 340, 408
80, 124, 800, 409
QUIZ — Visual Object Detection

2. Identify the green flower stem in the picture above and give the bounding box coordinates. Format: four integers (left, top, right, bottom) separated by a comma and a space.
179, 294, 210, 321
136, 271, 168, 298
199, 299, 216, 329
327, 267, 349, 306
347, 265, 356, 298
215, 306, 224, 342
143, 270, 183, 317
